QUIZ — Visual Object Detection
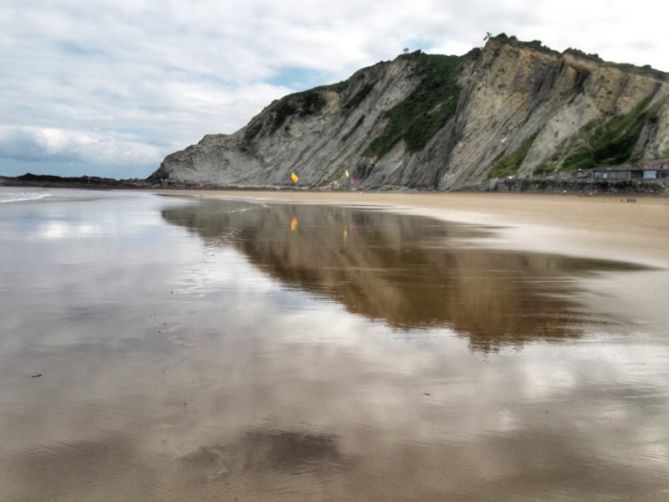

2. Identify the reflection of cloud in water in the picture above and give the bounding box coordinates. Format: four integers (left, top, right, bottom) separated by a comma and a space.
161, 200, 643, 351
35, 221, 102, 239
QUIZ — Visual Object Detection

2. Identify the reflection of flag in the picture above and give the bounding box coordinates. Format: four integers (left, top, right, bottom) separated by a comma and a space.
290, 216, 298, 232
344, 169, 350, 178
290, 171, 299, 184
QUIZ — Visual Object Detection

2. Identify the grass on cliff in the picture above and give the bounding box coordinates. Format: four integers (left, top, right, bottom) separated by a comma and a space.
488, 135, 537, 179
531, 96, 655, 173
270, 90, 328, 131
365, 52, 465, 157
559, 96, 653, 170
343, 82, 376, 110
533, 164, 556, 176
269, 75, 371, 132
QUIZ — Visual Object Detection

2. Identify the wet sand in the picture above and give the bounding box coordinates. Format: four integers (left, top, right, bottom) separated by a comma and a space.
157, 190, 669, 267
1, 188, 668, 501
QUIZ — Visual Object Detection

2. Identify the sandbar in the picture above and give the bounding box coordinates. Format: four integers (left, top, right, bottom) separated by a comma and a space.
154, 190, 669, 268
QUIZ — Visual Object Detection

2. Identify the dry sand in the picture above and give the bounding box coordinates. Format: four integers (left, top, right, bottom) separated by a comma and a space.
155, 190, 669, 268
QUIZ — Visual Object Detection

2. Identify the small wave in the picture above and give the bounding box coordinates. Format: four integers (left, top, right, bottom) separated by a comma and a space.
0, 192, 52, 204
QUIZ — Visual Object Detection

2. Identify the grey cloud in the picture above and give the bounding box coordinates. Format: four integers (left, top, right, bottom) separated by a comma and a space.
0, 126, 162, 168
0, 128, 60, 163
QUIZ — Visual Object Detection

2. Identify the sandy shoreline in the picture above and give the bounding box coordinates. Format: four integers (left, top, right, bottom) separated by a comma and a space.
153, 190, 669, 268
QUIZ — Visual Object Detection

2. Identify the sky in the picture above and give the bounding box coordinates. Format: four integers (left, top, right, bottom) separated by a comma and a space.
1, 0, 667, 179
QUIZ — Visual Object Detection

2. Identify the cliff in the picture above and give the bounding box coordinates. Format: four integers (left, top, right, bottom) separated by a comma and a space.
149, 35, 669, 190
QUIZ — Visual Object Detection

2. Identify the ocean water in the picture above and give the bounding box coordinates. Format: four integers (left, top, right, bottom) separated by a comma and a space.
0, 186, 52, 204
0, 189, 668, 500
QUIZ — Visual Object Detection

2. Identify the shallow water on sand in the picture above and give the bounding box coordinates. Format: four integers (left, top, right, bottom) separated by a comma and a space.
1, 190, 668, 501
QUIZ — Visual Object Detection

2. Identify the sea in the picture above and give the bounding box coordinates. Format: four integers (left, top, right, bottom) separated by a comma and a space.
0, 186, 52, 204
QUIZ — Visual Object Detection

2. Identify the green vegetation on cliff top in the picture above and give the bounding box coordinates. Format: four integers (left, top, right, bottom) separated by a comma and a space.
491, 33, 559, 56
492, 34, 667, 81
270, 89, 328, 131
268, 70, 375, 132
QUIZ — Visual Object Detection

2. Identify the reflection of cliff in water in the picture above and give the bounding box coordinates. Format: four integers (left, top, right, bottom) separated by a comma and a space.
162, 200, 641, 351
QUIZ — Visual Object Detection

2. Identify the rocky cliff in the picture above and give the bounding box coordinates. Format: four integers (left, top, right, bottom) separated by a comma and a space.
150, 35, 669, 190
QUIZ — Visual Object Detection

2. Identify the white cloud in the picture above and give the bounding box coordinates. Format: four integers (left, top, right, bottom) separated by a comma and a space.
0, 0, 667, 177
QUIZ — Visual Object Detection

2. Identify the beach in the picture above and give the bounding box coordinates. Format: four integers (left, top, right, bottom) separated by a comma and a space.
158, 190, 669, 267
1, 187, 668, 500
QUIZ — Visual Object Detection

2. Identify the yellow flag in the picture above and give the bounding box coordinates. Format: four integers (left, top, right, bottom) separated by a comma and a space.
290, 171, 299, 184
344, 169, 350, 178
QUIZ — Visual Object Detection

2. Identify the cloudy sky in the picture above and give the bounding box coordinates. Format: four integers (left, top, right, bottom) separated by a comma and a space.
1, 0, 667, 178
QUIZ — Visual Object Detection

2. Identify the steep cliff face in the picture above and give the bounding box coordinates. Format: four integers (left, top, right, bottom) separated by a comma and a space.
150, 36, 669, 190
